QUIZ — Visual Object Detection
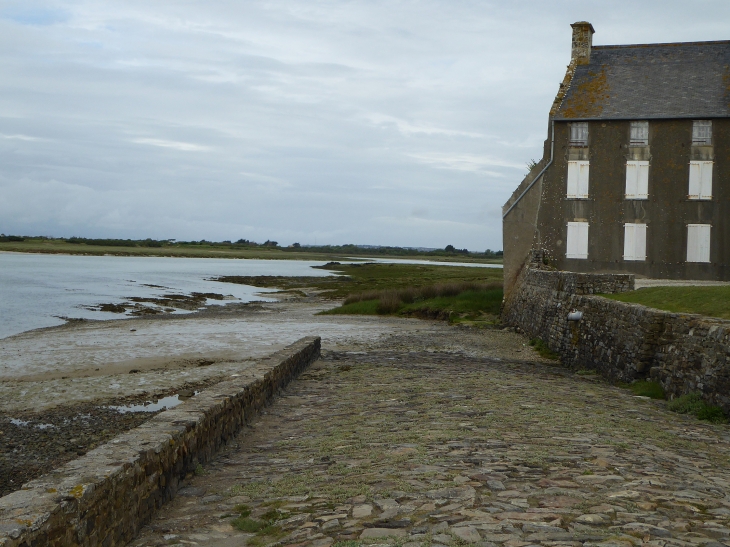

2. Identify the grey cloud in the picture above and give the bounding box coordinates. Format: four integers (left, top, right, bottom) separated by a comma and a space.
2, 0, 730, 250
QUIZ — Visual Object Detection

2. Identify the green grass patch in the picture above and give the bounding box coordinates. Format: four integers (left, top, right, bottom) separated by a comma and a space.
528, 338, 560, 360
219, 263, 502, 301
231, 517, 266, 533
603, 286, 730, 320
230, 504, 286, 543
401, 288, 503, 318
627, 380, 665, 399
667, 393, 727, 423
233, 504, 251, 517
324, 299, 380, 315
318, 279, 503, 324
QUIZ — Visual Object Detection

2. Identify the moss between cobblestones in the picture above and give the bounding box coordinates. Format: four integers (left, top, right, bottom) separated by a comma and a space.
128, 333, 730, 547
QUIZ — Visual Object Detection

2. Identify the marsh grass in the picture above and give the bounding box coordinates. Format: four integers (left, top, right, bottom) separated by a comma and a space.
322, 282, 503, 322
219, 262, 502, 304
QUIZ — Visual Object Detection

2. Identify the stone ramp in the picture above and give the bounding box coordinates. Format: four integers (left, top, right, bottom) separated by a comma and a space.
0, 337, 320, 547
128, 346, 730, 547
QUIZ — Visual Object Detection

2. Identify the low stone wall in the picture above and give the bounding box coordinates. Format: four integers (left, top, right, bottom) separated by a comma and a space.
503, 268, 730, 413
0, 336, 321, 547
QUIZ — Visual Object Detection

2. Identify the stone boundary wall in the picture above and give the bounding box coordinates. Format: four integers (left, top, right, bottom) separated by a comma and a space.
503, 268, 730, 413
0, 336, 321, 547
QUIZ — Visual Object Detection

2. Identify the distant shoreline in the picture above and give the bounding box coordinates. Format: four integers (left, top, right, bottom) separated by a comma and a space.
0, 242, 503, 265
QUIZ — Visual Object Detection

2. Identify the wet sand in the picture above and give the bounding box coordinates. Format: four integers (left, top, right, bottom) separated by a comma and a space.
0, 296, 526, 414
0, 295, 529, 498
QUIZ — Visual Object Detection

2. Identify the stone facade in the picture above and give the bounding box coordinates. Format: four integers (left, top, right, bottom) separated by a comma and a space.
503, 23, 730, 290
503, 266, 730, 413
0, 337, 320, 547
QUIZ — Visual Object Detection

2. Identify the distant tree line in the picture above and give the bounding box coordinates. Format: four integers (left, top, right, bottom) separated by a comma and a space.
0, 235, 502, 257
284, 243, 502, 258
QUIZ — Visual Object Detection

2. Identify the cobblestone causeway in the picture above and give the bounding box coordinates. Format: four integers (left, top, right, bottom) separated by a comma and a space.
129, 329, 730, 547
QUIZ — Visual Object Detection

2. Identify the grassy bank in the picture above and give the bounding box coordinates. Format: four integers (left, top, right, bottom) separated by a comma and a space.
604, 286, 730, 320
217, 262, 502, 298
323, 282, 503, 325
217, 262, 504, 325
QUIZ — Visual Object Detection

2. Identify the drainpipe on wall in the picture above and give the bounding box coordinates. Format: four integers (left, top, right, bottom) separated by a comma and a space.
502, 119, 554, 219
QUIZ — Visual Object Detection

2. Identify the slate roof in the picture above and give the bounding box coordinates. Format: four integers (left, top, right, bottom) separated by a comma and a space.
553, 41, 730, 120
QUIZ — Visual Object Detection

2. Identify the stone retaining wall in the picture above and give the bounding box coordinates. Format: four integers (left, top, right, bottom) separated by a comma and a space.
0, 336, 320, 547
503, 267, 730, 413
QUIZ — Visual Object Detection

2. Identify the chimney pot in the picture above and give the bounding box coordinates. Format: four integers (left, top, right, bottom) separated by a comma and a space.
571, 21, 595, 65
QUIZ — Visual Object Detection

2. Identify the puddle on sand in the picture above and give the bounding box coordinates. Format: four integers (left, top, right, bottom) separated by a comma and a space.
108, 392, 198, 413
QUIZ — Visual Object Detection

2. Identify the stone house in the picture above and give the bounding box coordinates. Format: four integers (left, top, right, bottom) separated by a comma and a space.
502, 22, 730, 294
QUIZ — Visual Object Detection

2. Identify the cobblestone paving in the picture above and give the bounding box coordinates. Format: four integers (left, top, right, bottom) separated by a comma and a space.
130, 331, 730, 547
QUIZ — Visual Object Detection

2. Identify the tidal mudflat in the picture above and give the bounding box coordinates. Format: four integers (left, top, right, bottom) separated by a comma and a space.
0, 293, 525, 498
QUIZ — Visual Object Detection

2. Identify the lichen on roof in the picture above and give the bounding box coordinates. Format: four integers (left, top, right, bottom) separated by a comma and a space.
553, 41, 730, 120
559, 66, 609, 119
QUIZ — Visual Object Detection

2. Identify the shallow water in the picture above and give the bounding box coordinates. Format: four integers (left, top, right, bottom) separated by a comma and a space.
0, 253, 335, 339
108, 394, 191, 413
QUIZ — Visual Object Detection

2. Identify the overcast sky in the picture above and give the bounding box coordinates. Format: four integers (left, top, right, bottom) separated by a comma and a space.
2, 1, 730, 251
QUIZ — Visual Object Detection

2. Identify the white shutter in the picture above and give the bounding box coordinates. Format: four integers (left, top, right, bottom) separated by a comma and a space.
687, 225, 699, 262
625, 161, 649, 199
689, 161, 713, 199
567, 161, 579, 197
578, 223, 589, 258
700, 161, 713, 199
637, 161, 649, 199
567, 223, 578, 257
567, 161, 589, 198
623, 223, 646, 261
566, 222, 589, 259
577, 161, 590, 198
687, 224, 711, 263
625, 162, 638, 198
623, 224, 636, 259
688, 161, 701, 199
635, 223, 647, 260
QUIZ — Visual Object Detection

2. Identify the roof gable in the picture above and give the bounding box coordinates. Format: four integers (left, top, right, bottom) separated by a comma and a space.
553, 41, 730, 120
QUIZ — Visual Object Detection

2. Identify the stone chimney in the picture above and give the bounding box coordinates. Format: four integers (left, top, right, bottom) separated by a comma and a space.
570, 21, 595, 65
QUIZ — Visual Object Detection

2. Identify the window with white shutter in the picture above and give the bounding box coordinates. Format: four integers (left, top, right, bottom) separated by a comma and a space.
623, 223, 647, 261
688, 161, 713, 200
567, 161, 590, 198
687, 224, 711, 263
566, 222, 589, 259
625, 161, 649, 199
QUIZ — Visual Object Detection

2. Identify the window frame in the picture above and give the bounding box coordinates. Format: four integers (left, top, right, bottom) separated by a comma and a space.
629, 121, 649, 146
692, 120, 712, 146
569, 122, 589, 147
